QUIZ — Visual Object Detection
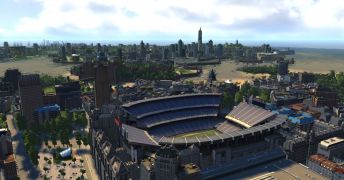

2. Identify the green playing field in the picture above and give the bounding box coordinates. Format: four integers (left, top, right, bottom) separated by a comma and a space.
174, 129, 218, 138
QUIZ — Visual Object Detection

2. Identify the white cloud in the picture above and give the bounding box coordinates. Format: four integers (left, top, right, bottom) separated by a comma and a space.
4, 0, 344, 41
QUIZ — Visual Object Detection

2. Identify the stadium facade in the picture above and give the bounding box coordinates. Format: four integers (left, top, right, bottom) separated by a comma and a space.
89, 93, 289, 179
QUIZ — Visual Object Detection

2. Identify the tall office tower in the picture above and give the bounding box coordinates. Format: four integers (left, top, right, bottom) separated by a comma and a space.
60, 46, 67, 61
3, 42, 9, 49
277, 61, 289, 76
66, 43, 72, 55
19, 74, 43, 127
198, 27, 202, 55
4, 69, 21, 92
94, 53, 116, 108
97, 43, 101, 53
55, 81, 81, 110
3, 42, 9, 57
178, 39, 184, 57
32, 43, 39, 55
216, 44, 224, 58
208, 40, 214, 55
155, 146, 178, 180
140, 40, 146, 60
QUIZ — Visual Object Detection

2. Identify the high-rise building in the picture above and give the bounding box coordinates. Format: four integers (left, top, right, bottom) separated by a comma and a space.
55, 81, 81, 110
178, 39, 184, 57
155, 145, 178, 180
208, 40, 214, 55
19, 74, 43, 127
277, 61, 289, 76
94, 53, 116, 108
140, 40, 146, 60
198, 27, 202, 55
4, 69, 21, 92
97, 43, 102, 53
60, 46, 67, 61
66, 43, 72, 56
32, 43, 39, 55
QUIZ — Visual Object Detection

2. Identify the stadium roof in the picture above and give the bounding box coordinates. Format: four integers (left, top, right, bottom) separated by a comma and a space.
225, 102, 276, 128
122, 93, 221, 108
122, 124, 159, 146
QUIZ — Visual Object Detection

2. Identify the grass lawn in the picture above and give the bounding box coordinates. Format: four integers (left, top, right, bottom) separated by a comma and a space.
174, 129, 218, 138
175, 68, 195, 75
43, 86, 56, 94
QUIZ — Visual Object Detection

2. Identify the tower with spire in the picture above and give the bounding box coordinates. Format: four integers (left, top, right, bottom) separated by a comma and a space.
198, 27, 203, 56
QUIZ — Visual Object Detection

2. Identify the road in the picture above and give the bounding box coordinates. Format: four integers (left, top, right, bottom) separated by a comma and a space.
6, 114, 40, 180
69, 138, 100, 180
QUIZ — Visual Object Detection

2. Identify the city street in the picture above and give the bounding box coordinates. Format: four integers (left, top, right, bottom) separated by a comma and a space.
6, 114, 40, 179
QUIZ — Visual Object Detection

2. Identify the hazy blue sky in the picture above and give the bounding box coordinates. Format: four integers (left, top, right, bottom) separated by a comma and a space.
1, 0, 344, 47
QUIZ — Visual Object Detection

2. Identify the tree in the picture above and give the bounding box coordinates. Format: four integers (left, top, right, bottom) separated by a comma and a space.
44, 156, 49, 162
59, 130, 69, 147
43, 166, 49, 174
59, 169, 66, 179
77, 139, 82, 148
47, 145, 52, 152
62, 162, 67, 169
80, 169, 86, 177
82, 135, 89, 147
235, 91, 243, 104
52, 137, 57, 147
72, 157, 77, 164
79, 159, 84, 166
15, 114, 27, 130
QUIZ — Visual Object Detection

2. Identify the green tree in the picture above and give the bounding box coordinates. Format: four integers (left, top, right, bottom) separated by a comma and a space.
72, 157, 77, 164
235, 91, 243, 104
80, 169, 86, 178
77, 139, 82, 148
79, 159, 84, 166
43, 166, 49, 174
15, 114, 27, 130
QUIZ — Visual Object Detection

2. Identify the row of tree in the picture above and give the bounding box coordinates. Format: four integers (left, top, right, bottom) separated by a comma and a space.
40, 74, 69, 87
316, 70, 344, 102
222, 82, 271, 109
116, 62, 177, 81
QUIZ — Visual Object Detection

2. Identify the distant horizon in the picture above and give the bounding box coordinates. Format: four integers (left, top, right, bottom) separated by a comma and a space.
1, 0, 344, 44
2, 39, 344, 50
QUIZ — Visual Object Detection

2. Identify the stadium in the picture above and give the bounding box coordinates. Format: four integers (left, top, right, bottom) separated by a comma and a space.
118, 93, 287, 149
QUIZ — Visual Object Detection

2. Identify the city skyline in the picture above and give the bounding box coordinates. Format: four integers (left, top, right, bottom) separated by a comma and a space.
1, 0, 344, 48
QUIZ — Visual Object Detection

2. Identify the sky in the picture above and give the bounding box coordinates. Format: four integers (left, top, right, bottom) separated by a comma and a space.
1, 0, 344, 48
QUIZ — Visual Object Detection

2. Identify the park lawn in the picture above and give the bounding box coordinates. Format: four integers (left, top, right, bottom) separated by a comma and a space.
174, 129, 218, 138
43, 86, 56, 94
175, 68, 194, 75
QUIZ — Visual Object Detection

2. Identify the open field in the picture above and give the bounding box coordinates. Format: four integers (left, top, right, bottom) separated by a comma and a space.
174, 129, 218, 138
0, 56, 74, 76
186, 48, 344, 84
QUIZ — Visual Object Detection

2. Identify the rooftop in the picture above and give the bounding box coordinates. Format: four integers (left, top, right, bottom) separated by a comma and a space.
221, 159, 327, 180
320, 137, 344, 149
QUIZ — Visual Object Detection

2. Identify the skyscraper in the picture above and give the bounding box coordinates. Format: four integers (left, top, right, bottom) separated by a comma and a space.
94, 53, 116, 108
60, 46, 67, 61
198, 27, 202, 55
4, 69, 21, 92
178, 39, 184, 57
19, 74, 43, 127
